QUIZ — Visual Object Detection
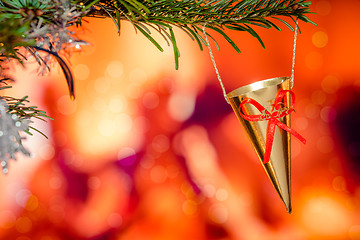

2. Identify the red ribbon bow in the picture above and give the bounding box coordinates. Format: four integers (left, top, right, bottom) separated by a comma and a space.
239, 90, 306, 164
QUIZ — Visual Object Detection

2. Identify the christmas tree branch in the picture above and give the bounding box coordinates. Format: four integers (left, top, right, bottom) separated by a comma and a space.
0, 0, 315, 172
82, 0, 316, 69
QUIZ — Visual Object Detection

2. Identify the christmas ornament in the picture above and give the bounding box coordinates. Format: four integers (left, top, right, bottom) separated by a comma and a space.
203, 21, 306, 213
227, 77, 306, 213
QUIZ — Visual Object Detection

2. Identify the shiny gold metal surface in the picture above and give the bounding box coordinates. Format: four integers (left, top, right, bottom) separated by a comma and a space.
227, 77, 292, 213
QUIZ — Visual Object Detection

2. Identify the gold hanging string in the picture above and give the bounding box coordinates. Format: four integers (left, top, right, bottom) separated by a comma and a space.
202, 23, 230, 104
290, 19, 299, 89
202, 20, 299, 103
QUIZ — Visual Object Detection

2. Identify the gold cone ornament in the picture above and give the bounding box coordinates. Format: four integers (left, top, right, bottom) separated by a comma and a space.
201, 20, 305, 213
227, 77, 306, 213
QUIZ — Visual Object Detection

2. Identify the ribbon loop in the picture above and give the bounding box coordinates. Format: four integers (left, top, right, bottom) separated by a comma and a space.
239, 90, 306, 164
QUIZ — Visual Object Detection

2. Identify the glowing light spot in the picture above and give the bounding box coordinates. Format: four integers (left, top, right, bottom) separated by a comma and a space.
349, 225, 360, 240
182, 200, 198, 215
118, 147, 136, 166
88, 176, 101, 190
143, 92, 159, 109
316, 136, 334, 153
301, 196, 351, 236
94, 77, 110, 94
292, 140, 302, 158
295, 117, 308, 130
150, 165, 167, 183
106, 61, 124, 78
181, 182, 195, 198
75, 209, 99, 231
311, 90, 327, 105
203, 184, 216, 198
98, 119, 116, 136
321, 75, 340, 94
107, 213, 122, 228
305, 103, 320, 119
320, 106, 337, 122
0, 210, 16, 229
181, 126, 218, 178
312, 31, 328, 48
332, 176, 346, 191
49, 176, 62, 189
109, 95, 126, 113
208, 204, 228, 224
140, 154, 155, 169
76, 110, 92, 127
92, 97, 107, 111
305, 51, 323, 70
167, 92, 195, 122
15, 217, 32, 233
114, 113, 133, 133
152, 135, 169, 153
129, 68, 147, 84
49, 195, 65, 213
316, 1, 331, 15
216, 188, 228, 202
61, 148, 79, 166
57, 95, 77, 115
38, 143, 55, 160
126, 84, 142, 99
24, 195, 38, 211
15, 121, 21, 127
74, 64, 90, 80
167, 164, 179, 178
74, 155, 84, 168
16, 189, 31, 207
134, 116, 149, 133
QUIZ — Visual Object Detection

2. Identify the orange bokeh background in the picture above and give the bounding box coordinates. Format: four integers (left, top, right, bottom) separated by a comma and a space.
1, 0, 360, 239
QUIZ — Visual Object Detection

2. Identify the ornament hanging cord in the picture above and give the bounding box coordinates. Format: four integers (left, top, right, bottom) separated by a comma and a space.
202, 19, 299, 104
290, 19, 299, 89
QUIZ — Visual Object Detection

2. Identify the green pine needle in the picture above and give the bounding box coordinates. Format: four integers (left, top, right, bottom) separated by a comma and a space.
82, 0, 316, 67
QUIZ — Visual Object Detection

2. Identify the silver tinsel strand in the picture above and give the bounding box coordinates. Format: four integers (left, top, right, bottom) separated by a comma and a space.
0, 99, 31, 174
27, 0, 88, 74
0, 0, 86, 174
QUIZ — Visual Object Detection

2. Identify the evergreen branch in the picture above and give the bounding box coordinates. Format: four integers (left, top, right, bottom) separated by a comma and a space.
0, 0, 316, 173
0, 0, 316, 69
83, 0, 316, 68
0, 80, 53, 139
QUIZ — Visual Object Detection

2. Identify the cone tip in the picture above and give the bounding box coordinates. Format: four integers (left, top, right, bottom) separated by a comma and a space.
286, 205, 292, 214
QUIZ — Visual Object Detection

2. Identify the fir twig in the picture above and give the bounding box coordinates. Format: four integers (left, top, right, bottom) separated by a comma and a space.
81, 0, 316, 69
0, 0, 316, 173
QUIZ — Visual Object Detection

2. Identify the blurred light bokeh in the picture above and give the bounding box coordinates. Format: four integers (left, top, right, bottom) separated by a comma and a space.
1, 0, 360, 239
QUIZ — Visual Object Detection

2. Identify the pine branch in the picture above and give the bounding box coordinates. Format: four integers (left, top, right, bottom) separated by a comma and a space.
81, 0, 316, 69
0, 0, 316, 173
0, 79, 53, 138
